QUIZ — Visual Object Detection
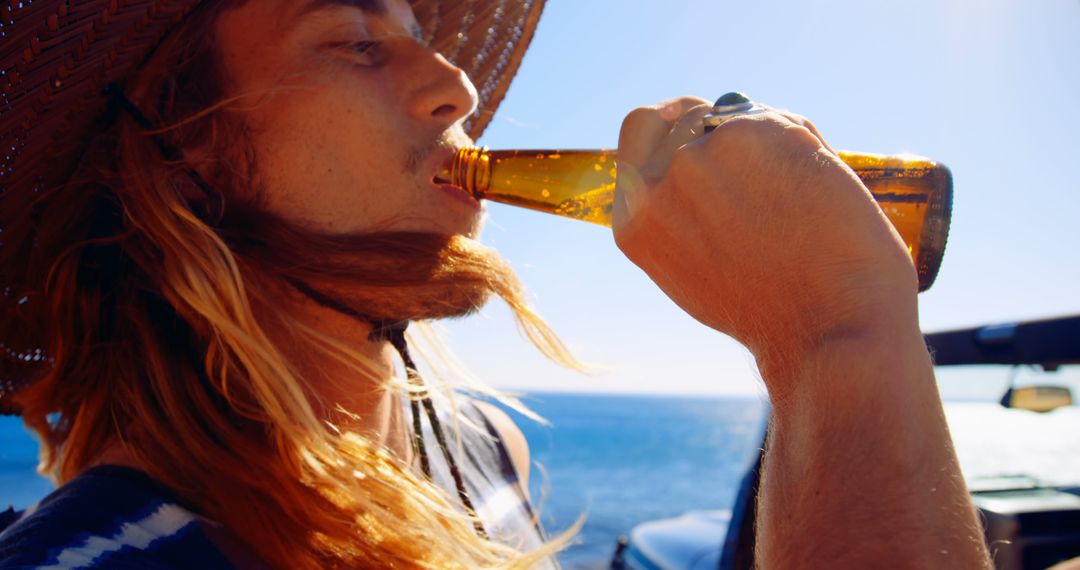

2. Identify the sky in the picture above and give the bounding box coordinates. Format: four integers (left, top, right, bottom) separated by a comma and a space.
436, 0, 1080, 398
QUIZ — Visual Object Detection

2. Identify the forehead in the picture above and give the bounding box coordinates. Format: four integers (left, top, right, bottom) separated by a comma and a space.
218, 0, 421, 51
297, 0, 385, 17
285, 0, 422, 43
212, 0, 425, 91
293, 0, 416, 24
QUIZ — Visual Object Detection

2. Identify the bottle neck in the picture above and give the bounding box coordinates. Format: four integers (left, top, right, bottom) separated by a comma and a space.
435, 147, 491, 199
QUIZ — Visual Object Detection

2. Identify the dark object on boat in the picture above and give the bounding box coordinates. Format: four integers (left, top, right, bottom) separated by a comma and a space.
972, 479, 1080, 570
924, 314, 1080, 371
610, 535, 628, 569
614, 315, 1080, 570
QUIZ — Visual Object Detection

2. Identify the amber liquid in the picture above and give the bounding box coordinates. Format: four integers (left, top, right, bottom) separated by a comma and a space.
437, 148, 952, 292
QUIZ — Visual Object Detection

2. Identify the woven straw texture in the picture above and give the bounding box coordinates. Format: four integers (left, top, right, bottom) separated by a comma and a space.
0, 0, 546, 414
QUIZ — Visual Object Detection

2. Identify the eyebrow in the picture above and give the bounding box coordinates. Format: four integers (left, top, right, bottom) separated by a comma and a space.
296, 0, 423, 41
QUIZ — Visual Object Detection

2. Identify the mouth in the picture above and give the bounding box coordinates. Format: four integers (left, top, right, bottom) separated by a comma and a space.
432, 181, 481, 210
428, 146, 457, 185
427, 146, 479, 207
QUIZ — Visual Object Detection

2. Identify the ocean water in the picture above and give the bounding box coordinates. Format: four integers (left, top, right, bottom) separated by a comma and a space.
510, 393, 768, 568
9, 394, 1077, 569
0, 415, 54, 512
0, 393, 768, 568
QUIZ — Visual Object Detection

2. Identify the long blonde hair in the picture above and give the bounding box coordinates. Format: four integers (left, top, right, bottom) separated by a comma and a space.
8, 1, 581, 567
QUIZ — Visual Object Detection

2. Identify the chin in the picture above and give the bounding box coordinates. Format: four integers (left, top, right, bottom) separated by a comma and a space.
427, 201, 486, 240
461, 209, 486, 239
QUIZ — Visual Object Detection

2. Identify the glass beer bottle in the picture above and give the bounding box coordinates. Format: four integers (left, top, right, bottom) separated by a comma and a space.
435, 147, 952, 292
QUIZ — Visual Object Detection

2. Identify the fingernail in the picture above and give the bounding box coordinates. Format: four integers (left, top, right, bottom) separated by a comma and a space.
658, 99, 682, 121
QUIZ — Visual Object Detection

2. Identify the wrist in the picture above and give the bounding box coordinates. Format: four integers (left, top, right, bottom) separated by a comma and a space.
756, 312, 931, 411
756, 323, 991, 569
750, 260, 922, 393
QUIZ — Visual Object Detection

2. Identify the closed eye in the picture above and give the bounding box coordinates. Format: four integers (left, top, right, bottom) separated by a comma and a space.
353, 40, 380, 55
329, 40, 384, 65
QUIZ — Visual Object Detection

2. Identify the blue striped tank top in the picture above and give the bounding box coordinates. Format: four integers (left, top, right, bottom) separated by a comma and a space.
0, 398, 558, 569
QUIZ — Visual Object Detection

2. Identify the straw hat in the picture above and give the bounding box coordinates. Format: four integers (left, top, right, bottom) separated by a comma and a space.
0, 0, 547, 414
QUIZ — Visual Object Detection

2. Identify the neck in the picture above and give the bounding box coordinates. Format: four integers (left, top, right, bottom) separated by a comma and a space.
271, 290, 413, 463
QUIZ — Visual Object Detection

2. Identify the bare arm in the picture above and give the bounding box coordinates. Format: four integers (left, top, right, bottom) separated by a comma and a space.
610, 97, 991, 568
758, 330, 988, 568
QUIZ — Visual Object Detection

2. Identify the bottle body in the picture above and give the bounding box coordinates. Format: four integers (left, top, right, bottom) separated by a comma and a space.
437, 148, 952, 291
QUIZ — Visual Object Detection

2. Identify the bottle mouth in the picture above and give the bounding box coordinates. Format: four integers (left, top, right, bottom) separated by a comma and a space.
431, 146, 489, 200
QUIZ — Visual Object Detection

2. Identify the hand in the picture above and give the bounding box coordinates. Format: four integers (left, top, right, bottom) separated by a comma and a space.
611, 97, 921, 388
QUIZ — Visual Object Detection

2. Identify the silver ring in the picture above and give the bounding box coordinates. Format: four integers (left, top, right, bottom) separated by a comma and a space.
703, 92, 765, 132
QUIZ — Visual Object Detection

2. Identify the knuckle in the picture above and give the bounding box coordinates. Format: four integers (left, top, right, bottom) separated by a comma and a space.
753, 114, 818, 148
698, 112, 822, 161
785, 111, 821, 136
613, 216, 649, 261
762, 112, 795, 132
669, 144, 700, 175
787, 123, 824, 148
616, 186, 662, 236
666, 146, 709, 191
661, 97, 711, 118
621, 106, 661, 132
783, 110, 808, 123
699, 116, 756, 153
713, 114, 765, 140
683, 102, 716, 124
612, 224, 634, 253
679, 96, 712, 111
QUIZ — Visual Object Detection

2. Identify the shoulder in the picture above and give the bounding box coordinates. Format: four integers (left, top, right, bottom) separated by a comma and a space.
0, 466, 234, 569
470, 399, 531, 489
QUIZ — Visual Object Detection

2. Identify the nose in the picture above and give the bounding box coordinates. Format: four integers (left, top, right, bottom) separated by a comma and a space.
406, 47, 479, 128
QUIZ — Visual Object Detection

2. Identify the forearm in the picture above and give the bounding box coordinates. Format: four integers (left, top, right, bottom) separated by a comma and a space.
756, 328, 991, 569
608, 97, 989, 567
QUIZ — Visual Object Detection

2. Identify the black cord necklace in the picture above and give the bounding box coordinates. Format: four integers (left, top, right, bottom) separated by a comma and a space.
376, 321, 489, 540
295, 287, 486, 541
284, 285, 488, 538
285, 286, 491, 539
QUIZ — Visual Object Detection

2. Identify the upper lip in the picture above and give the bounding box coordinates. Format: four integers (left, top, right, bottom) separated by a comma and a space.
427, 144, 460, 185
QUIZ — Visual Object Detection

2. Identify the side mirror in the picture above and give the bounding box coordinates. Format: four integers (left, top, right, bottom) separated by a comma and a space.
1000, 386, 1074, 413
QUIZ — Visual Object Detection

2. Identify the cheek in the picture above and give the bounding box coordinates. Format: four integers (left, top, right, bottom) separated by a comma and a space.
246, 90, 410, 232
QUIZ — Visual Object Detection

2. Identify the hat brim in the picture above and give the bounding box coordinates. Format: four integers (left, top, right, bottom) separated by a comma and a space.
0, 0, 547, 415
413, 0, 545, 140
0, 0, 545, 196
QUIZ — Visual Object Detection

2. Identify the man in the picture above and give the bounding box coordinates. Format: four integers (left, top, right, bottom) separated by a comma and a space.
0, 0, 991, 568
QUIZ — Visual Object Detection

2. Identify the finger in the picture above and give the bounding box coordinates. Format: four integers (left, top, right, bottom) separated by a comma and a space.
614, 96, 708, 228
646, 102, 715, 178
702, 111, 826, 168
757, 104, 835, 154
617, 97, 710, 168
